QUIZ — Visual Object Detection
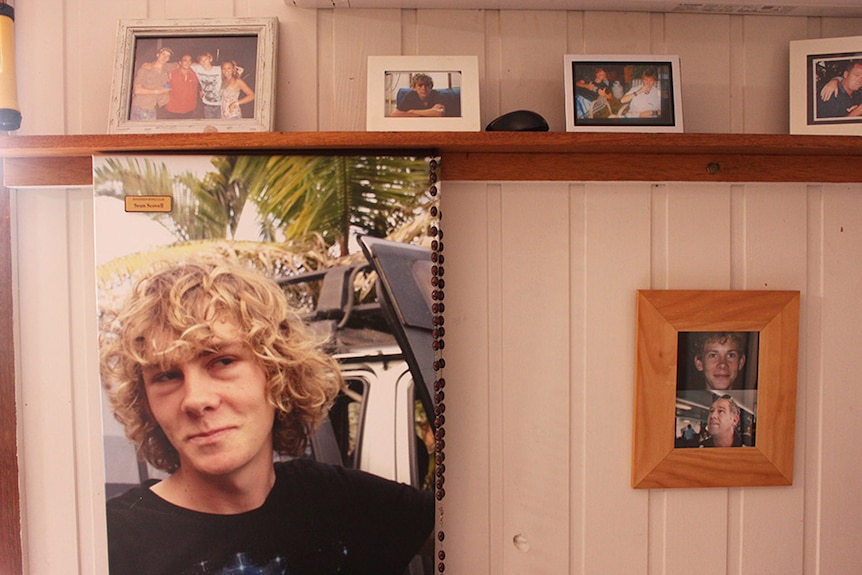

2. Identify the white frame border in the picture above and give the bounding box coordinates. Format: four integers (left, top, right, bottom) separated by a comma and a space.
366, 56, 480, 132
790, 35, 862, 136
109, 18, 277, 134
563, 54, 684, 133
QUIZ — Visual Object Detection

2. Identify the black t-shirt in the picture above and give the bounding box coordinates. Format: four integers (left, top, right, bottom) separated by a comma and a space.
106, 459, 434, 575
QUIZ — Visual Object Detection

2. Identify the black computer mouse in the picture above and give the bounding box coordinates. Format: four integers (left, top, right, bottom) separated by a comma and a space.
485, 110, 549, 131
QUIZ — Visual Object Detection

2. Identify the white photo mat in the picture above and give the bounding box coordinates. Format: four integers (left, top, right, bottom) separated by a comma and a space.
366, 55, 480, 132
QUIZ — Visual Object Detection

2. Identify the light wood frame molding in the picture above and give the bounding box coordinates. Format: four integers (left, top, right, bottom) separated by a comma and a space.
632, 289, 800, 489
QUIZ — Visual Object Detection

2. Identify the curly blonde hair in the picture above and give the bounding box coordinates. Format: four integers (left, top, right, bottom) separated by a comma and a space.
99, 258, 343, 473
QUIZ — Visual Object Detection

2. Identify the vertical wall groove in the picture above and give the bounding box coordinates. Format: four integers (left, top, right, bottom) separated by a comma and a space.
568, 183, 586, 574
803, 184, 824, 575
486, 183, 503, 575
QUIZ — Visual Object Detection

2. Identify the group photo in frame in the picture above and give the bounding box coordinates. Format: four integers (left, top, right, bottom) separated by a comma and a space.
632, 290, 800, 489
108, 18, 277, 134
563, 54, 684, 133
790, 35, 862, 135
366, 55, 481, 131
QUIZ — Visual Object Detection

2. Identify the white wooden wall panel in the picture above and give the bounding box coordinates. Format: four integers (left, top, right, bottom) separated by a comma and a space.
658, 489, 728, 575
665, 15, 733, 134
317, 9, 339, 130
563, 12, 583, 59
662, 183, 733, 288
265, 4, 320, 132
12, 188, 106, 575
581, 11, 654, 54
740, 16, 810, 134
482, 11, 503, 126
822, 16, 862, 38
482, 184, 506, 575
818, 186, 862, 573
8, 3, 862, 574
14, 0, 68, 134
582, 184, 652, 574
497, 13, 568, 132
413, 10, 486, 57
439, 183, 494, 574
735, 185, 808, 574
650, 183, 735, 575
566, 183, 587, 574
743, 185, 810, 289
498, 183, 571, 572
14, 191, 81, 573
801, 184, 822, 575
66, 188, 107, 575
320, 9, 401, 130
156, 0, 236, 19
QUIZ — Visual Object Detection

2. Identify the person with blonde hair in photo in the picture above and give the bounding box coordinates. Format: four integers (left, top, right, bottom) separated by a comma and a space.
191, 51, 223, 120
620, 66, 662, 118
101, 258, 433, 575
391, 73, 447, 117
219, 60, 254, 119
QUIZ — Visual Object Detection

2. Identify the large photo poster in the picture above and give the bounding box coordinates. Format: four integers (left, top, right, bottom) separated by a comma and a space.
94, 154, 439, 574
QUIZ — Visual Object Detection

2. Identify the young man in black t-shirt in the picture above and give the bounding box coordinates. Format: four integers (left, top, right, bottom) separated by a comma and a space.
100, 259, 433, 575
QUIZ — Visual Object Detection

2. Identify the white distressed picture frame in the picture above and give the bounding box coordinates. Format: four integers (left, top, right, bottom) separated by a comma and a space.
109, 18, 277, 134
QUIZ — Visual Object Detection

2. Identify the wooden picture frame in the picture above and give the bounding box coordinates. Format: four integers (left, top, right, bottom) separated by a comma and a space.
790, 35, 862, 135
108, 18, 277, 134
564, 54, 683, 133
366, 55, 480, 132
632, 290, 800, 489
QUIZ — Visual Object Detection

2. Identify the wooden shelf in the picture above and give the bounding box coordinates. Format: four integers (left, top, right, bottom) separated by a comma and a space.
2, 131, 862, 186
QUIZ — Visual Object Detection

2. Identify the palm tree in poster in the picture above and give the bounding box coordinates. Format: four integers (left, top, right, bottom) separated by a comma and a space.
93, 153, 435, 306
247, 154, 432, 258
93, 154, 432, 260
93, 156, 246, 242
